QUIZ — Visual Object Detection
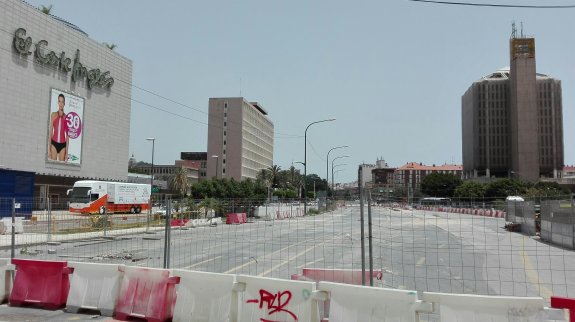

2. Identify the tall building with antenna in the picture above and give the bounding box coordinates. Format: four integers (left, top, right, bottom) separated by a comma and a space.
207, 98, 274, 180
461, 26, 564, 181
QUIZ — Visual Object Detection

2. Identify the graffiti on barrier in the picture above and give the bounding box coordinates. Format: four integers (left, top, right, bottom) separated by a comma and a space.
246, 289, 298, 322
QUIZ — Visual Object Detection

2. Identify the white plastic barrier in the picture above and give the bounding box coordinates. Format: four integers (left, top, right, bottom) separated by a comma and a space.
0, 258, 13, 303
422, 292, 565, 322
236, 275, 321, 322
1, 217, 24, 234
184, 218, 222, 228
319, 281, 431, 322
254, 203, 306, 220
66, 262, 125, 316
171, 270, 236, 322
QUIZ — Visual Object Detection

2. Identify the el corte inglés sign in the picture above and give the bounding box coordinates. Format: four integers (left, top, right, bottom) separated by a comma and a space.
13, 28, 114, 89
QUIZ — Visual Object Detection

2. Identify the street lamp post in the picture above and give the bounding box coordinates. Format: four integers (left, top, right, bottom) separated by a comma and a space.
212, 155, 219, 179
294, 161, 305, 202
332, 163, 347, 191
146, 138, 155, 231
303, 119, 335, 215
332, 169, 345, 197
326, 146, 349, 197
331, 155, 350, 189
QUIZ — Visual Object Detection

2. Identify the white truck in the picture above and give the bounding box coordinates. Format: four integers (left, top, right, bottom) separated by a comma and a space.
68, 180, 151, 214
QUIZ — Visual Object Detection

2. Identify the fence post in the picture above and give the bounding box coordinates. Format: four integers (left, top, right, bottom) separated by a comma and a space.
163, 198, 172, 269
359, 185, 366, 286
47, 197, 52, 242
367, 190, 373, 287
102, 206, 108, 237
11, 198, 16, 259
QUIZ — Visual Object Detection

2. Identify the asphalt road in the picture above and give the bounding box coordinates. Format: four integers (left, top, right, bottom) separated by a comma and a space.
3, 205, 575, 299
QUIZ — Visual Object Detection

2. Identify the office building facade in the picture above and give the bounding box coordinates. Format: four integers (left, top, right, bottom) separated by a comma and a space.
207, 98, 274, 181
462, 36, 564, 181
181, 152, 207, 181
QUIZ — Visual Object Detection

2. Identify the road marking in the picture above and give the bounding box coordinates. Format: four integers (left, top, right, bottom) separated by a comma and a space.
257, 243, 324, 277
224, 240, 307, 274
183, 256, 223, 269
521, 250, 554, 298
416, 257, 426, 266
295, 258, 325, 270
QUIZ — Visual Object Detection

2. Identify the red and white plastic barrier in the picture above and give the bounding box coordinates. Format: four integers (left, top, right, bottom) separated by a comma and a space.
421, 206, 506, 218
10, 259, 72, 310
1, 258, 568, 322
115, 266, 180, 322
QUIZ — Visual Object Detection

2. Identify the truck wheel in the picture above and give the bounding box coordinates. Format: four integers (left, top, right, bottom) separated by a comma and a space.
130, 206, 136, 214
136, 207, 141, 214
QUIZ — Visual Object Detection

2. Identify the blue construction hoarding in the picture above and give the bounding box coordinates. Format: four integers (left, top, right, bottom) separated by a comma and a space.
0, 169, 35, 218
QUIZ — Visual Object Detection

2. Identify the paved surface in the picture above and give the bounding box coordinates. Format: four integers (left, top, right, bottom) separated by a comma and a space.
0, 206, 574, 319
0, 304, 118, 321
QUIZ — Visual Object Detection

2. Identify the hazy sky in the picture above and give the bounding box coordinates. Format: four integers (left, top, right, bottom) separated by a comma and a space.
25, 0, 575, 183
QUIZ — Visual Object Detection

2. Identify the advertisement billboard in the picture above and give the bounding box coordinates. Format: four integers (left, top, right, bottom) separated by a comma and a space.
47, 89, 84, 165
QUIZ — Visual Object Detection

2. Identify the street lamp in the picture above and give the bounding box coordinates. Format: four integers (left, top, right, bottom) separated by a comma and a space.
331, 155, 350, 189
294, 161, 305, 200
212, 155, 219, 179
146, 138, 155, 231
304, 118, 335, 215
326, 146, 349, 196
332, 163, 348, 190
332, 169, 345, 195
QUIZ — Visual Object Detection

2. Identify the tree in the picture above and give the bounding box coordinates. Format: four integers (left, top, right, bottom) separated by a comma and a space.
484, 179, 530, 199
525, 181, 571, 202
420, 173, 462, 198
198, 197, 221, 217
305, 174, 327, 198
39, 5, 53, 14
172, 168, 189, 198
454, 181, 486, 199
267, 165, 282, 188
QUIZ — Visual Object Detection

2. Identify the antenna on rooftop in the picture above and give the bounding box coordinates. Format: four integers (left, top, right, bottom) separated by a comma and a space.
240, 77, 242, 97
511, 22, 516, 39
520, 22, 524, 38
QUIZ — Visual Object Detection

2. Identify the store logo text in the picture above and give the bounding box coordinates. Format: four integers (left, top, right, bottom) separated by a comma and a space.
13, 28, 114, 89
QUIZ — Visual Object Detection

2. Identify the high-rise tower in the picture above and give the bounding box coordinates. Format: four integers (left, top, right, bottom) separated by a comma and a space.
461, 28, 564, 181
509, 36, 540, 181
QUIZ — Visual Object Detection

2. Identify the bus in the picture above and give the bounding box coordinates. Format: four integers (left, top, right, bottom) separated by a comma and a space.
419, 197, 451, 207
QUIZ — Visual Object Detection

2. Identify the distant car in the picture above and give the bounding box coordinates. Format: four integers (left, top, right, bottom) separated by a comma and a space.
154, 206, 167, 218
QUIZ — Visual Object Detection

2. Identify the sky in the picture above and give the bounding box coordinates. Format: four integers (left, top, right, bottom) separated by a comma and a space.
25, 0, 575, 183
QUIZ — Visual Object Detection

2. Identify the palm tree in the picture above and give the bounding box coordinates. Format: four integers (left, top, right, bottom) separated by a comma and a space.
103, 43, 117, 50
172, 167, 189, 198
267, 165, 281, 188
288, 165, 303, 197
199, 197, 220, 218
39, 5, 53, 14
257, 169, 271, 187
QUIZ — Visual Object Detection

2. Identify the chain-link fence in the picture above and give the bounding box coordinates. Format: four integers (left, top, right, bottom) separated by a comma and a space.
1, 195, 575, 301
